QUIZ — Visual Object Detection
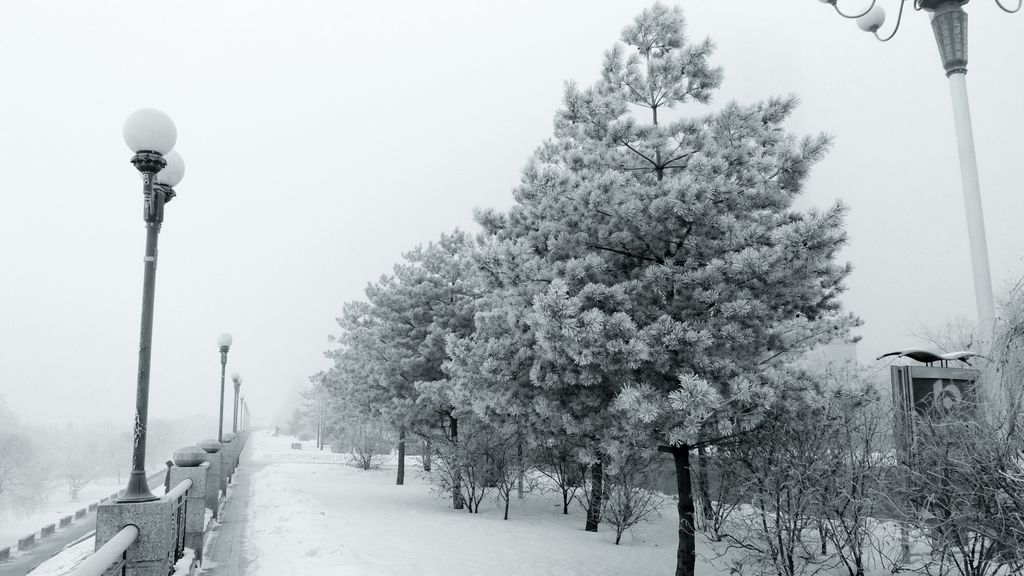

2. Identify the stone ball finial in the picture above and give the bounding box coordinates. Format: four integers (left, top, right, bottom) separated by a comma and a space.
223, 432, 237, 443
199, 439, 223, 453
173, 446, 206, 467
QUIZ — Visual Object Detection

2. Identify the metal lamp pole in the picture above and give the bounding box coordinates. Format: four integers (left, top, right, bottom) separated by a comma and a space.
826, 0, 1023, 340
231, 372, 242, 434
217, 333, 232, 443
120, 109, 185, 503
928, 1, 997, 338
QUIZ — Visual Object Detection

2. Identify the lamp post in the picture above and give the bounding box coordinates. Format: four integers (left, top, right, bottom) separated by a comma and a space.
822, 0, 1020, 343
217, 333, 232, 443
231, 371, 242, 434
119, 108, 185, 503
316, 393, 323, 450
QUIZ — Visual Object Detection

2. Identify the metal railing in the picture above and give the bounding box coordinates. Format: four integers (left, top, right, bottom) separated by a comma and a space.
68, 524, 138, 576
165, 479, 192, 570
66, 479, 193, 576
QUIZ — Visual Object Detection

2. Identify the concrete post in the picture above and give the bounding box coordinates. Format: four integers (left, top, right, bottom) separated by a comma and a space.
199, 439, 224, 518
170, 446, 210, 561
222, 432, 238, 480
95, 499, 174, 576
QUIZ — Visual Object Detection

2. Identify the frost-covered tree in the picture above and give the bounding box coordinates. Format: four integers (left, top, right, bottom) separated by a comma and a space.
440, 233, 555, 518
327, 230, 479, 489
481, 4, 856, 575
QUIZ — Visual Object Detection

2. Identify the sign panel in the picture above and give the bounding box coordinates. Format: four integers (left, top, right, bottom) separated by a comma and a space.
891, 365, 979, 462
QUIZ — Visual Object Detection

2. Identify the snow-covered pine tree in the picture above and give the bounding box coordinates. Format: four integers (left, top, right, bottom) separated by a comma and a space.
491, 4, 857, 575
440, 233, 555, 519
326, 230, 478, 488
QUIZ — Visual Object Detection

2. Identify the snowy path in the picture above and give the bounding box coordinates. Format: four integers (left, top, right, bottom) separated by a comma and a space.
230, 431, 703, 576
198, 450, 265, 576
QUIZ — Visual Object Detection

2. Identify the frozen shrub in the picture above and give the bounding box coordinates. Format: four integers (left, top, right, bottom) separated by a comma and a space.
601, 449, 667, 545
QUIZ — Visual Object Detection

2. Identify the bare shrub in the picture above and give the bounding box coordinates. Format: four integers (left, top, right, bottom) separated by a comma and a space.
344, 424, 390, 470
722, 401, 840, 576
693, 446, 744, 543
428, 419, 506, 514
534, 437, 587, 515
601, 448, 667, 545
889, 406, 1023, 576
817, 372, 890, 576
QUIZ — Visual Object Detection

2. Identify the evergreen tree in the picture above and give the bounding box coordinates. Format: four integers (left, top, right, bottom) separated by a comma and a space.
327, 230, 479, 489
485, 4, 857, 574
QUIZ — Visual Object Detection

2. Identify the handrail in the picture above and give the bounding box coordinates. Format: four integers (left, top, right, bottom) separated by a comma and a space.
68, 525, 138, 576
164, 478, 192, 567
163, 478, 193, 501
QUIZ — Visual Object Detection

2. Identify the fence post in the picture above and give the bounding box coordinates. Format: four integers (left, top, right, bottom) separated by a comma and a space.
95, 499, 173, 576
222, 433, 237, 483
169, 446, 210, 561
199, 439, 224, 518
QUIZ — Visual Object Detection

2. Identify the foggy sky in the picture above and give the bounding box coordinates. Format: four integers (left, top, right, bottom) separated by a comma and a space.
1, 1, 1022, 428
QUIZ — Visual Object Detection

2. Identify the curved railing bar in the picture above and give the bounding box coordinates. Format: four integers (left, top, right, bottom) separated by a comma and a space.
164, 478, 193, 501
832, 0, 880, 18
68, 525, 139, 576
875, 0, 910, 41
995, 0, 1023, 13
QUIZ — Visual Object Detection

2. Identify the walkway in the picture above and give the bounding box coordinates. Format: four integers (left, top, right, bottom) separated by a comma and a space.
202, 431, 683, 576
200, 437, 263, 576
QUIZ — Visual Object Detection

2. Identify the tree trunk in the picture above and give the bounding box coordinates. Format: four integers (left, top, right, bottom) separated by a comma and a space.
396, 425, 406, 486
451, 416, 463, 510
423, 439, 432, 472
669, 445, 696, 576
504, 491, 510, 520
696, 445, 713, 525
563, 488, 570, 515
585, 456, 604, 532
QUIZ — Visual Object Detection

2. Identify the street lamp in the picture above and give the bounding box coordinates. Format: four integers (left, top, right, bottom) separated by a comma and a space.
231, 371, 242, 434
119, 108, 185, 503
822, 0, 1020, 342
217, 333, 232, 443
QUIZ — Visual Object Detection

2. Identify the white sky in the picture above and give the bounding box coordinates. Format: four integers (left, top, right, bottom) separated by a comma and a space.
1, 1, 1022, 428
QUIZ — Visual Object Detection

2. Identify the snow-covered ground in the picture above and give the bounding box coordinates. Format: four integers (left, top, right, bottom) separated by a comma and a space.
245, 431, 711, 576
19, 432, 942, 576
19, 536, 94, 576
0, 479, 122, 550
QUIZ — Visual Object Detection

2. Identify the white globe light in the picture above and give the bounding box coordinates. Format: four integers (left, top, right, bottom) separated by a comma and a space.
231, 371, 241, 382
123, 108, 177, 154
218, 333, 233, 348
857, 5, 886, 32
155, 150, 185, 187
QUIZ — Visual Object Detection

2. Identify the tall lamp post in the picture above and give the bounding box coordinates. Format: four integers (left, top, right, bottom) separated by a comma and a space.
231, 372, 242, 434
217, 333, 232, 443
120, 108, 186, 503
822, 0, 1021, 342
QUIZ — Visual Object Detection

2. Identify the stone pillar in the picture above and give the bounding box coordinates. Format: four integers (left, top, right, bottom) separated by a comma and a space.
222, 433, 237, 482
95, 499, 174, 576
199, 439, 223, 518
169, 446, 209, 561
223, 445, 233, 486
